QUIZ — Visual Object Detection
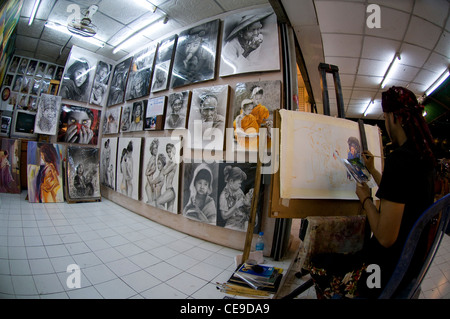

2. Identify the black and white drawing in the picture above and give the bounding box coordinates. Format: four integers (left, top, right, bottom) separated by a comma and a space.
151, 35, 177, 93
125, 44, 157, 101
187, 85, 229, 150
90, 61, 112, 106
220, 6, 280, 77
182, 162, 218, 225
34, 94, 62, 135
66, 146, 101, 202
107, 57, 133, 106
171, 20, 219, 88
59, 47, 97, 103
100, 137, 118, 190
164, 91, 190, 129
144, 96, 165, 130
116, 137, 141, 200
141, 136, 181, 214
129, 100, 146, 131
102, 104, 121, 135
120, 104, 132, 133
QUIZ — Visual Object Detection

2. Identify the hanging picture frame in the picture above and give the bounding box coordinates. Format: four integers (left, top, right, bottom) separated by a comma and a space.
219, 6, 280, 77
100, 137, 118, 190
34, 94, 62, 135
0, 138, 21, 194
89, 61, 113, 107
65, 146, 101, 203
107, 56, 133, 107
116, 137, 142, 200
144, 96, 165, 130
141, 136, 181, 214
125, 43, 157, 101
102, 104, 121, 135
57, 104, 101, 145
187, 84, 229, 151
151, 35, 177, 93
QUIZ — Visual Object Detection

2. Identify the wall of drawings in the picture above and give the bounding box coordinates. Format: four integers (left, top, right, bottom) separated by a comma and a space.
0, 4, 282, 250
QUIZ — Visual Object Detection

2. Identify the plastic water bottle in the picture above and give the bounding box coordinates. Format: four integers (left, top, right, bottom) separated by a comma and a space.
255, 232, 265, 251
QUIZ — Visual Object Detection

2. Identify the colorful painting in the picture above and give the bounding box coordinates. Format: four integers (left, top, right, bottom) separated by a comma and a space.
66, 146, 101, 202
59, 46, 98, 103
171, 19, 220, 88
34, 94, 62, 135
144, 96, 165, 130
27, 141, 64, 203
141, 136, 181, 214
0, 138, 21, 193
57, 104, 101, 145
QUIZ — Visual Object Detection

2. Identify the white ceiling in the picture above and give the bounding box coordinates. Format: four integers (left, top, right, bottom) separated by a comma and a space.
283, 0, 450, 119
14, 0, 450, 120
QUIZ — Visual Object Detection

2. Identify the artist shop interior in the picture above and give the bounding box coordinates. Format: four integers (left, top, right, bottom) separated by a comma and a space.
0, 0, 449, 300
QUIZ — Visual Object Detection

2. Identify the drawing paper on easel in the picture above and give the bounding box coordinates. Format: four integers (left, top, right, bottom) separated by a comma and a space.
279, 110, 382, 200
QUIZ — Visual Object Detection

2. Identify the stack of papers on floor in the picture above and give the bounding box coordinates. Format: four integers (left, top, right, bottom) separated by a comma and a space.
227, 263, 283, 293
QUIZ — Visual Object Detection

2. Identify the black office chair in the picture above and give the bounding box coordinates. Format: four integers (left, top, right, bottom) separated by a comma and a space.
282, 193, 450, 299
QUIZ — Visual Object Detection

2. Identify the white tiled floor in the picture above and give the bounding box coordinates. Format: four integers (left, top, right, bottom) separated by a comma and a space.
0, 191, 242, 299
2, 191, 449, 299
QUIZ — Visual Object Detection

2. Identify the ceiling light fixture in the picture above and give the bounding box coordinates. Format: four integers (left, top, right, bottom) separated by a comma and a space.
363, 100, 374, 117
112, 15, 168, 54
28, 0, 41, 25
380, 53, 401, 89
44, 22, 105, 47
134, 0, 157, 12
424, 67, 450, 97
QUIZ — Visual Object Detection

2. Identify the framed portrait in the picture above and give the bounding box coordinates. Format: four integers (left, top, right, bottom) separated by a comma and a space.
116, 137, 142, 200
59, 46, 98, 103
181, 161, 219, 225
36, 62, 47, 78
232, 80, 281, 151
125, 44, 157, 101
107, 56, 133, 107
141, 136, 181, 214
171, 19, 220, 88
57, 104, 101, 145
216, 162, 262, 233
17, 58, 29, 75
89, 61, 113, 107
26, 60, 38, 76
27, 141, 65, 203
34, 94, 62, 135
219, 6, 280, 77
151, 35, 177, 93
164, 91, 190, 130
66, 146, 101, 203
119, 104, 132, 133
102, 104, 121, 135
129, 99, 146, 132
144, 96, 165, 130
100, 137, 118, 190
8, 56, 20, 73
12, 74, 23, 92
0, 138, 21, 194
187, 85, 229, 151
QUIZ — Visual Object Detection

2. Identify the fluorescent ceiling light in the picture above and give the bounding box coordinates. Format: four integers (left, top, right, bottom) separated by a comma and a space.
113, 16, 167, 54
363, 100, 374, 117
425, 68, 450, 97
381, 53, 401, 89
45, 22, 105, 47
28, 0, 41, 25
